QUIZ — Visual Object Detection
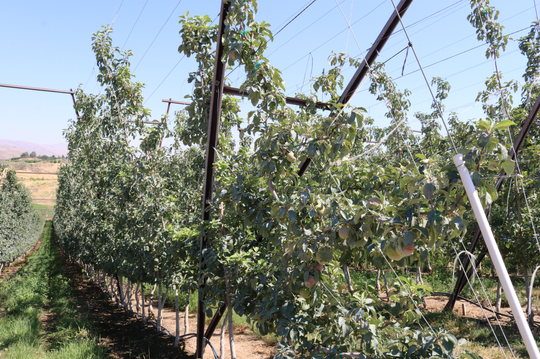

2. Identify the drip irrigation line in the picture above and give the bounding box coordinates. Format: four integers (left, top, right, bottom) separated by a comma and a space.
274, 0, 317, 37
144, 54, 186, 105
134, 0, 184, 72
122, 0, 149, 50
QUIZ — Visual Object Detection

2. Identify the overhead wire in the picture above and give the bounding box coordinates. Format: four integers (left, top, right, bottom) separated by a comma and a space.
134, 0, 184, 72
274, 0, 317, 37
122, 0, 149, 50
144, 55, 186, 105
334, 0, 517, 355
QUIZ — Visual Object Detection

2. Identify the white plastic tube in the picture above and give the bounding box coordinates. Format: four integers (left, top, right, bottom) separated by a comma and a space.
453, 154, 540, 359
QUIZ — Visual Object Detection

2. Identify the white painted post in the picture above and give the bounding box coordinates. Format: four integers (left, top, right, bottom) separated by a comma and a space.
454, 154, 540, 359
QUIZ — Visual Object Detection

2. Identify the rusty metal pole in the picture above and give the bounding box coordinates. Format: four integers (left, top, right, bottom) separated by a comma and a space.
297, 0, 413, 177
196, 1, 230, 357
445, 93, 540, 311
70, 89, 81, 119
166, 98, 172, 115
200, 0, 416, 343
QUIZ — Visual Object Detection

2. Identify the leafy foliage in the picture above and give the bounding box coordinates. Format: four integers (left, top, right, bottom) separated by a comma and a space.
0, 165, 44, 265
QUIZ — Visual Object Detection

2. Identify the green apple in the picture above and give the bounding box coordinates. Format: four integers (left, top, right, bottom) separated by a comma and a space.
299, 288, 310, 299
338, 227, 350, 239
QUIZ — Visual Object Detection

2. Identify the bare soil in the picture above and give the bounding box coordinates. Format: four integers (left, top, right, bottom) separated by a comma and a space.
56, 249, 276, 358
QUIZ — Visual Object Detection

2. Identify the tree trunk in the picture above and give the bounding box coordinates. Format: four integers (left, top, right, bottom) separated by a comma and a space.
382, 271, 390, 298
117, 275, 125, 309
224, 268, 237, 359
416, 266, 423, 285
135, 283, 141, 312
220, 308, 229, 359
496, 278, 502, 312
157, 283, 170, 331
141, 286, 146, 323
149, 283, 157, 312
376, 270, 381, 293
0, 263, 4, 275
343, 265, 353, 292
174, 289, 180, 348
184, 291, 190, 335
528, 266, 540, 326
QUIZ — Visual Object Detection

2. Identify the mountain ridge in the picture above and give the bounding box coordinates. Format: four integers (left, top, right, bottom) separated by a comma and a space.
0, 139, 67, 159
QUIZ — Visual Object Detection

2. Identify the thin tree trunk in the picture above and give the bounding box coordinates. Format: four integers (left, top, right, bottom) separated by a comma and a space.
220, 308, 229, 359
141, 285, 146, 323
382, 271, 390, 298
125, 280, 132, 312
174, 289, 180, 348
496, 278, 502, 312
184, 291, 190, 335
149, 283, 157, 312
0, 263, 4, 275
224, 268, 237, 359
343, 265, 353, 292
157, 283, 162, 331
135, 283, 141, 312
376, 269, 381, 293
117, 275, 126, 309
416, 266, 423, 285
528, 266, 540, 326
157, 283, 170, 331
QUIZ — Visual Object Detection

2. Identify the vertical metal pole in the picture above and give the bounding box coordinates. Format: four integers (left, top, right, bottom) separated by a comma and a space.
196, 1, 230, 357
454, 154, 540, 359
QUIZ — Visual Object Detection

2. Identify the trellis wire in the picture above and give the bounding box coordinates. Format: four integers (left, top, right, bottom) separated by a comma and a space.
334, 1, 518, 354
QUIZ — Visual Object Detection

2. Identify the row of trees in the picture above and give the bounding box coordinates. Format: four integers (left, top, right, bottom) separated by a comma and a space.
19, 151, 65, 160
53, 1, 539, 358
0, 165, 45, 274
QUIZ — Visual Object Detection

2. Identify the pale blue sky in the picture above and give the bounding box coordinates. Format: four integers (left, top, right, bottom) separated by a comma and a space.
0, 0, 537, 146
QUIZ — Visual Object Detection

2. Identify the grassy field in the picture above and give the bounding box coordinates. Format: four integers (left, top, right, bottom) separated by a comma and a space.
0, 222, 107, 359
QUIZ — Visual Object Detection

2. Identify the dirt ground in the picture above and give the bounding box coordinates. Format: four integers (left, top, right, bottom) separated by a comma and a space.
57, 252, 276, 358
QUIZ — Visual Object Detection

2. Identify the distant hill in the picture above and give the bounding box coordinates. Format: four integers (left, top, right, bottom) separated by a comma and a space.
0, 139, 67, 159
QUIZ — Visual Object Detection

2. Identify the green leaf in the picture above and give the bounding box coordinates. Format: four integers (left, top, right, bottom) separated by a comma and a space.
502, 160, 514, 175
288, 210, 297, 223
494, 119, 516, 130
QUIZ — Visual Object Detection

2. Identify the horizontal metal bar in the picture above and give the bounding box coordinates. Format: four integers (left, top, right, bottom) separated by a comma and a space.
0, 83, 74, 95
223, 86, 331, 110
162, 99, 191, 105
